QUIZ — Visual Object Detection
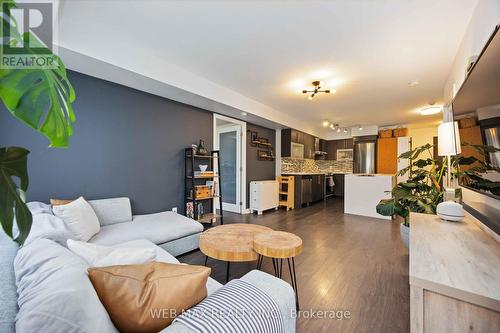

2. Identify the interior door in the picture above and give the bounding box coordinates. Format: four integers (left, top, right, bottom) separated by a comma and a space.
216, 125, 242, 213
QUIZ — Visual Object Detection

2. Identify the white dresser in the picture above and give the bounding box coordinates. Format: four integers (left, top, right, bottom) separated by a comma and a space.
250, 180, 279, 215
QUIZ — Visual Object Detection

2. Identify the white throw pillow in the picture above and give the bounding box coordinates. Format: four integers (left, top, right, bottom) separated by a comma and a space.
67, 239, 156, 267
52, 197, 100, 241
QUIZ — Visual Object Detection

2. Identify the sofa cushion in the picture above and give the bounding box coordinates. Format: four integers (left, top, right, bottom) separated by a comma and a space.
52, 197, 100, 241
14, 238, 118, 333
89, 212, 203, 247
88, 197, 133, 226
23, 213, 72, 247
67, 239, 156, 267
88, 262, 210, 333
109, 240, 222, 296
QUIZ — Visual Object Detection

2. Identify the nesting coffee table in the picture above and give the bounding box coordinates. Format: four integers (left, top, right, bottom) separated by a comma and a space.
200, 224, 302, 309
199, 224, 272, 282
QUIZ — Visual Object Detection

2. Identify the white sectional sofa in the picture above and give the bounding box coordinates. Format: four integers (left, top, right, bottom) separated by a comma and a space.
0, 198, 296, 333
86, 197, 204, 256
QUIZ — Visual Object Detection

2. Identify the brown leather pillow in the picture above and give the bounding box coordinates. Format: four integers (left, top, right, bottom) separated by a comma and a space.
50, 198, 74, 206
88, 262, 210, 333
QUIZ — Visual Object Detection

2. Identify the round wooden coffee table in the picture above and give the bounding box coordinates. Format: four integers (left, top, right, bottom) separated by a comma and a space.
253, 231, 302, 309
200, 223, 272, 281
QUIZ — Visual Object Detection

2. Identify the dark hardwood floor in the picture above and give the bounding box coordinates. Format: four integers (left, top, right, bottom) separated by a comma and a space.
178, 198, 410, 333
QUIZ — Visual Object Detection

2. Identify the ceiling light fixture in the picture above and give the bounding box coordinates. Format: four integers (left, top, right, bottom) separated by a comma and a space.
241, 112, 247, 116
337, 128, 341, 133
303, 81, 334, 100
420, 105, 442, 115
322, 120, 330, 127
343, 128, 348, 133
359, 125, 363, 131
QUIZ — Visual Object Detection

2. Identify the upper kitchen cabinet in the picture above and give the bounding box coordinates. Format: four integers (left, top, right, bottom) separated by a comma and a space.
326, 139, 354, 160
281, 128, 318, 159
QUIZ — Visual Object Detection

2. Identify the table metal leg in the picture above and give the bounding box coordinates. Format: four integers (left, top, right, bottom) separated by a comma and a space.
204, 255, 208, 266
257, 254, 263, 270
287, 258, 299, 310
272, 258, 277, 276
226, 261, 230, 282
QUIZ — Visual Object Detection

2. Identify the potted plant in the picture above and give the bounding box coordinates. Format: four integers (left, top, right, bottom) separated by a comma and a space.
0, 1, 76, 245
376, 142, 500, 249
376, 144, 446, 249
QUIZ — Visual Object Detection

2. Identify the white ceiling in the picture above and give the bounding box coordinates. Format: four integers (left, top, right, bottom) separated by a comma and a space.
57, 0, 477, 138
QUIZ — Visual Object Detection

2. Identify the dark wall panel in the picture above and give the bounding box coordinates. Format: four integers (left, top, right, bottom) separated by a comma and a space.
246, 124, 276, 208
0, 70, 213, 215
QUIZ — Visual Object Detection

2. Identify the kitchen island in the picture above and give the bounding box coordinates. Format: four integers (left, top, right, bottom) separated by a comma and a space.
344, 174, 395, 219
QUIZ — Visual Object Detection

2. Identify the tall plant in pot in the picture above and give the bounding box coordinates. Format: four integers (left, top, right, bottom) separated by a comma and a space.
376, 144, 446, 248
376, 142, 500, 249
0, 0, 76, 244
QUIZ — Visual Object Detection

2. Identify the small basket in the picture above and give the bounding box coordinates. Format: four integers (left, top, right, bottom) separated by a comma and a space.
195, 185, 211, 199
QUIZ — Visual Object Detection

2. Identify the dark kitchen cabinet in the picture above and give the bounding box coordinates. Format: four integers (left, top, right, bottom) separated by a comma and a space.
304, 134, 315, 159
282, 128, 320, 159
326, 139, 354, 160
281, 129, 292, 157
333, 174, 345, 197
319, 139, 327, 152
312, 174, 325, 202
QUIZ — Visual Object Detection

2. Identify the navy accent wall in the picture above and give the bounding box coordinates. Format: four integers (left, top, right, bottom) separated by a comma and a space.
246, 123, 276, 208
0, 70, 213, 215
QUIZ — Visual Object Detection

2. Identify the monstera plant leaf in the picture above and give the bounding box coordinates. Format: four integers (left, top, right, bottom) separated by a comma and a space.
0, 1, 76, 244
0, 2, 76, 147
0, 44, 76, 147
0, 147, 32, 244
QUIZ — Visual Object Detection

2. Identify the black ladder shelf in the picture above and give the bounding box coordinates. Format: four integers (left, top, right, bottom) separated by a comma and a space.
184, 149, 224, 225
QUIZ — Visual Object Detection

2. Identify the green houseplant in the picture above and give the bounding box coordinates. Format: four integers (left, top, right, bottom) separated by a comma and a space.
376, 142, 500, 248
0, 0, 76, 244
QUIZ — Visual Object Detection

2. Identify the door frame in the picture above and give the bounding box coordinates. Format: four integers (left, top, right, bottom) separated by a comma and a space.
213, 114, 247, 214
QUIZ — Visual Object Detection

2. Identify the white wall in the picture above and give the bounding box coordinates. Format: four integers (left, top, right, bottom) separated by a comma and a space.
408, 126, 439, 157
443, 0, 500, 103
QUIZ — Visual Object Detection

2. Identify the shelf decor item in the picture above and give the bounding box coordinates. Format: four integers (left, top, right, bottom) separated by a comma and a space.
196, 139, 208, 155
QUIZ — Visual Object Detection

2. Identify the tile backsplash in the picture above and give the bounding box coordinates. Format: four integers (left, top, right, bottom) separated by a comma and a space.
281, 157, 353, 174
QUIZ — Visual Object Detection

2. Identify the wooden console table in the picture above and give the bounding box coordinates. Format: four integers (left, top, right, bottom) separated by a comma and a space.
410, 212, 500, 332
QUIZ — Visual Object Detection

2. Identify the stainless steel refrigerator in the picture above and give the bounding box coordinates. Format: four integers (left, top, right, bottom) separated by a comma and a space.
353, 136, 377, 174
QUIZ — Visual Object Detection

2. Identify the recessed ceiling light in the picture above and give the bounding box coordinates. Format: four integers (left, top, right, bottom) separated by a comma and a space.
337, 128, 341, 133
359, 126, 363, 130
343, 128, 348, 133
322, 120, 330, 127
408, 80, 420, 87
420, 106, 442, 115
241, 112, 247, 116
